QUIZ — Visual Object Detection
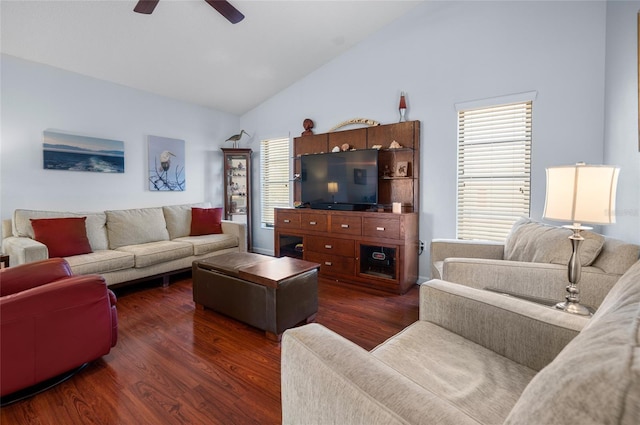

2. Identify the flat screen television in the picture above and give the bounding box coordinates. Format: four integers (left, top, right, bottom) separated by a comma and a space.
300, 149, 378, 210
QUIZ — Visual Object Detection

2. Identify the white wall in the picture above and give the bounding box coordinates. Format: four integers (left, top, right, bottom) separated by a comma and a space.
0, 55, 239, 221
241, 1, 609, 278
4, 1, 635, 281
604, 0, 640, 244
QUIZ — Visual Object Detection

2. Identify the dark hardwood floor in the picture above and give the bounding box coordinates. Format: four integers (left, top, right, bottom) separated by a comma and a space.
1, 275, 419, 425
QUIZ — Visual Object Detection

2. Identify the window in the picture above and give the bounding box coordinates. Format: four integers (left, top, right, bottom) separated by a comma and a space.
260, 137, 291, 227
457, 99, 532, 241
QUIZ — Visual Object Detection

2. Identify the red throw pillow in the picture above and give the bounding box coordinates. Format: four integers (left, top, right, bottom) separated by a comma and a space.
30, 217, 93, 258
190, 207, 223, 236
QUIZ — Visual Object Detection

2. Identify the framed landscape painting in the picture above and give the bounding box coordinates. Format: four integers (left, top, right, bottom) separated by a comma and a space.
43, 130, 124, 173
148, 135, 186, 191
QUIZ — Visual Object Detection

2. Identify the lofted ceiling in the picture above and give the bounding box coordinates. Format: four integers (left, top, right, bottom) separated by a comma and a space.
1, 0, 423, 115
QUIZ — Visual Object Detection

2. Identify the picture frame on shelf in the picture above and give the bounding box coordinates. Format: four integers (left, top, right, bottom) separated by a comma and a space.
395, 161, 409, 177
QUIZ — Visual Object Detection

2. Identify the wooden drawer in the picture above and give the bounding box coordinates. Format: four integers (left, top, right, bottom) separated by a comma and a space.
363, 217, 400, 239
299, 213, 328, 232
276, 210, 300, 229
329, 215, 362, 236
306, 237, 355, 257
306, 252, 355, 276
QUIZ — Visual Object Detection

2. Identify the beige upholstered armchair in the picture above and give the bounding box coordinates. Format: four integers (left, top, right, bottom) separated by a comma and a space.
430, 218, 639, 310
281, 260, 640, 424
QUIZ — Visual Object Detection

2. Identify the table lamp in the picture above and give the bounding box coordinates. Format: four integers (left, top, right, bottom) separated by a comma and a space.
543, 163, 619, 315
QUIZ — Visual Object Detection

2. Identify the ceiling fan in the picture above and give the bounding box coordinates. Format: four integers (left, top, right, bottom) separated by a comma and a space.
134, 0, 245, 24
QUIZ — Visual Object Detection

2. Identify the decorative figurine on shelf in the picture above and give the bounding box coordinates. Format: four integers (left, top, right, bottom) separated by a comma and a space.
341, 143, 350, 151
301, 118, 314, 136
399, 91, 407, 122
389, 140, 402, 149
332, 146, 340, 152
225, 130, 250, 148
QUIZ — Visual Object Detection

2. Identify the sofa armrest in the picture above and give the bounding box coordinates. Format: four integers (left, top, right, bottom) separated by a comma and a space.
220, 220, 247, 252
2, 219, 12, 239
442, 258, 617, 309
430, 239, 504, 279
0, 258, 72, 296
420, 280, 589, 371
281, 323, 481, 425
1, 274, 111, 318
1, 236, 48, 266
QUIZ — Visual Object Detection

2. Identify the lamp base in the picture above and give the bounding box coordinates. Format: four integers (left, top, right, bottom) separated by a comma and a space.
555, 301, 591, 316
553, 224, 593, 316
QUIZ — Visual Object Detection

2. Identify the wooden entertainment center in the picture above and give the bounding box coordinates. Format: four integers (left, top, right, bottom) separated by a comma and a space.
274, 120, 420, 294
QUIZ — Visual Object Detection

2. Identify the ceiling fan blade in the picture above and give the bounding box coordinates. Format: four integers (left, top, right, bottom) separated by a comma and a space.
134, 0, 160, 14
205, 0, 245, 24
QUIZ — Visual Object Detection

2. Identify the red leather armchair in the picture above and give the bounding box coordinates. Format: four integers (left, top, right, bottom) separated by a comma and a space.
0, 258, 118, 398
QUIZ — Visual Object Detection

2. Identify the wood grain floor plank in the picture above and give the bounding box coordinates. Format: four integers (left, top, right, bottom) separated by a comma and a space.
1, 276, 418, 424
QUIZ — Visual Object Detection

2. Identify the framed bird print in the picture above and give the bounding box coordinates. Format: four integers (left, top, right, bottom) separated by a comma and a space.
148, 135, 185, 191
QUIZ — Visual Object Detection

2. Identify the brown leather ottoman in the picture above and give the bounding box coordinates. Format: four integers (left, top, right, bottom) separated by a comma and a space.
192, 252, 319, 341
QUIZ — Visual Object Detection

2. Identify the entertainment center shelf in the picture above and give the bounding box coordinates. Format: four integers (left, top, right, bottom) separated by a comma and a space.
274, 208, 419, 294
293, 120, 420, 212
281, 120, 421, 293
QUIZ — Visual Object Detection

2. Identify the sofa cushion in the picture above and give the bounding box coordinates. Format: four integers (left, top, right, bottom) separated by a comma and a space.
106, 208, 169, 249
64, 250, 135, 275
115, 241, 193, 268
190, 207, 223, 236
372, 320, 536, 424
590, 237, 640, 275
31, 217, 93, 258
504, 217, 604, 266
13, 209, 109, 251
163, 202, 211, 239
173, 234, 238, 255
505, 259, 640, 424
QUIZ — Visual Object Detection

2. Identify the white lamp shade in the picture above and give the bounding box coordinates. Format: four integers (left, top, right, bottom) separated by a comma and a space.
543, 164, 619, 225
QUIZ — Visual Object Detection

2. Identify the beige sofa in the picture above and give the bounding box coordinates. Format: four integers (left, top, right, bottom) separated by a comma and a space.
1, 203, 246, 286
430, 218, 639, 309
281, 259, 640, 424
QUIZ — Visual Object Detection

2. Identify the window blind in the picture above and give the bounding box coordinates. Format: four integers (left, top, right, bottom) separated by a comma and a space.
457, 101, 532, 241
260, 137, 291, 227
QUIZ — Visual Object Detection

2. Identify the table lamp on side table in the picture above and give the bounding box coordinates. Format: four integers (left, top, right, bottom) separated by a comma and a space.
543, 162, 620, 316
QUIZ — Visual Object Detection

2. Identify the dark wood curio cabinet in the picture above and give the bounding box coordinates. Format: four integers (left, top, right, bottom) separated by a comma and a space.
222, 148, 252, 251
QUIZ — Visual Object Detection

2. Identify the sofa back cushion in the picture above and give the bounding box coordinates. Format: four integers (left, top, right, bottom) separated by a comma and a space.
504, 217, 604, 266
505, 259, 640, 424
13, 209, 109, 251
106, 208, 169, 249
162, 203, 210, 239
590, 237, 640, 276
